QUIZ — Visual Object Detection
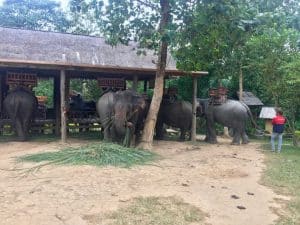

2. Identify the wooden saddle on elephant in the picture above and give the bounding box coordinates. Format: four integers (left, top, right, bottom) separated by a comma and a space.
209, 87, 228, 105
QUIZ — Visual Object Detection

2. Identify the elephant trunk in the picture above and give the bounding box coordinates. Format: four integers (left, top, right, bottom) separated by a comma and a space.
114, 109, 127, 135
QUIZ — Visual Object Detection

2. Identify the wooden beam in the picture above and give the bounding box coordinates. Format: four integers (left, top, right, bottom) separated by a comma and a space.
191, 76, 198, 142
0, 59, 209, 77
60, 70, 67, 143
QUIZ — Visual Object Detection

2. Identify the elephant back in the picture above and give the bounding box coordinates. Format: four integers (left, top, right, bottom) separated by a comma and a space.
160, 100, 192, 129
4, 87, 37, 120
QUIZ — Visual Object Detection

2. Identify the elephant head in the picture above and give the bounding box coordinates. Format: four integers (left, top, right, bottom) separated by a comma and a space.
112, 90, 146, 146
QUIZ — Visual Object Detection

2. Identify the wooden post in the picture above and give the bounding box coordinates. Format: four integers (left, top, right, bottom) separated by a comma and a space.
0, 74, 3, 134
54, 75, 61, 135
191, 76, 198, 142
132, 75, 138, 91
0, 74, 4, 118
60, 70, 67, 143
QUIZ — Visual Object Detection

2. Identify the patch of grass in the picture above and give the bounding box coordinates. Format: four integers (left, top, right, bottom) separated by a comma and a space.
261, 142, 300, 224
84, 196, 206, 225
19, 142, 158, 168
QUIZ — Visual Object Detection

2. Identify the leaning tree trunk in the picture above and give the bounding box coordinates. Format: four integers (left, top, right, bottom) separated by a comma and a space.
239, 66, 243, 101
138, 0, 170, 150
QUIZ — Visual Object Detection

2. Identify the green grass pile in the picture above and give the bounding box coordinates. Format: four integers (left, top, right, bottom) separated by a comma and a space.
84, 196, 206, 225
262, 142, 300, 224
19, 142, 158, 168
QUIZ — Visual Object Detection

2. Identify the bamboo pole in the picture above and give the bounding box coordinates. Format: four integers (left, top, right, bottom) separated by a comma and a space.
191, 76, 197, 142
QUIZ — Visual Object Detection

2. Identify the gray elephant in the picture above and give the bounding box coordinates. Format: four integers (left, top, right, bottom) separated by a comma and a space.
96, 90, 146, 147
198, 99, 257, 145
3, 87, 38, 141
156, 99, 192, 141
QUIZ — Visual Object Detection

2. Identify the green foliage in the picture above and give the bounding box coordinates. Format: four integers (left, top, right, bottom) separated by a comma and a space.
33, 78, 54, 108
0, 0, 70, 31
70, 79, 102, 101
262, 142, 300, 224
246, 27, 300, 141
19, 142, 158, 168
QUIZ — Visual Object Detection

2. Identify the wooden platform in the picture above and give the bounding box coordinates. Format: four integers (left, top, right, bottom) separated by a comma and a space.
0, 117, 101, 134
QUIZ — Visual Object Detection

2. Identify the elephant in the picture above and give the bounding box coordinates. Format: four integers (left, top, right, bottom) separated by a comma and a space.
96, 90, 147, 147
197, 99, 257, 145
156, 98, 192, 141
69, 93, 96, 112
3, 87, 38, 141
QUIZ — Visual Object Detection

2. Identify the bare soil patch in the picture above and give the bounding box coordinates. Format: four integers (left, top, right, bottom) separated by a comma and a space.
0, 137, 288, 225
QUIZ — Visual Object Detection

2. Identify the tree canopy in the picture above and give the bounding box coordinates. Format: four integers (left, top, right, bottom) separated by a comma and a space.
0, 0, 70, 31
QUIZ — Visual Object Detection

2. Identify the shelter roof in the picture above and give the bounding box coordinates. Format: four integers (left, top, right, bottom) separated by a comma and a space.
0, 27, 207, 77
259, 107, 276, 119
238, 91, 264, 106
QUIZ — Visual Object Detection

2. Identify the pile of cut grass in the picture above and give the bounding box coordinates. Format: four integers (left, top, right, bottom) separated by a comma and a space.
84, 196, 206, 225
19, 142, 158, 168
262, 142, 300, 224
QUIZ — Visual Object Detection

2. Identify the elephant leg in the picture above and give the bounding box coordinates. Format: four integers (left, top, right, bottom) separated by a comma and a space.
205, 119, 217, 144
179, 128, 186, 141
110, 126, 119, 142
103, 126, 112, 141
231, 129, 241, 145
241, 131, 249, 144
15, 119, 26, 141
155, 121, 164, 140
22, 116, 31, 138
123, 126, 134, 147
188, 130, 192, 141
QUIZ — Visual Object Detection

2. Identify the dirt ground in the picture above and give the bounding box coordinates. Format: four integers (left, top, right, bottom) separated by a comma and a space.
0, 137, 289, 225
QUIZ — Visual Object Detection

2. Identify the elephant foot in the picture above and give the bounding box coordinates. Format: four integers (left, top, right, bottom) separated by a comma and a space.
155, 135, 164, 140
17, 137, 27, 142
205, 137, 217, 144
230, 142, 240, 145
242, 140, 249, 144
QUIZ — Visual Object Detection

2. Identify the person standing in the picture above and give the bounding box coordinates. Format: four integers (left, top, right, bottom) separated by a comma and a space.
271, 108, 286, 152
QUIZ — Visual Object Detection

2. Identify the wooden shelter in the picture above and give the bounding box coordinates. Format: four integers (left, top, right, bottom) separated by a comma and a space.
237, 91, 264, 106
259, 107, 276, 134
0, 27, 207, 142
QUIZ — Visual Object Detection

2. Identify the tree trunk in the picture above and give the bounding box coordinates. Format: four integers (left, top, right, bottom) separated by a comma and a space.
239, 66, 243, 101
138, 0, 170, 150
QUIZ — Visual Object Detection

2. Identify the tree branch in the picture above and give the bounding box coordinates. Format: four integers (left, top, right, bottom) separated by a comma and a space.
134, 0, 159, 11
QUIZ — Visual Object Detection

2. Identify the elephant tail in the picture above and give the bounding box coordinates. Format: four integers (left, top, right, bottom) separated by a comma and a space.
241, 102, 264, 135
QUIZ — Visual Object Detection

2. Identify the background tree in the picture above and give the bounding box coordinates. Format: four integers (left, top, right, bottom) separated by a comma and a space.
0, 0, 70, 31
69, 0, 202, 149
